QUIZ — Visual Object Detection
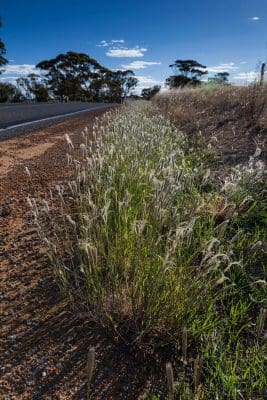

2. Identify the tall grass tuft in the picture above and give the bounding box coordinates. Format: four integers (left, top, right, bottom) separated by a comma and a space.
166, 362, 175, 400
35, 101, 267, 398
87, 346, 95, 399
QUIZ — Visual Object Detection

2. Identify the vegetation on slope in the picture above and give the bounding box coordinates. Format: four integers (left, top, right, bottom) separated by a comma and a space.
153, 85, 267, 164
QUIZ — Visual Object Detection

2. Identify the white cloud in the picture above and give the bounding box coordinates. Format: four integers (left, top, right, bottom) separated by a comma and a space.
240, 61, 247, 65
97, 39, 125, 47
98, 40, 148, 58
136, 75, 162, 85
0, 64, 42, 87
122, 60, 161, 70
111, 39, 125, 44
233, 71, 258, 82
96, 40, 109, 47
106, 47, 147, 58
2, 64, 37, 75
0, 76, 19, 85
133, 75, 163, 94
250, 16, 260, 21
207, 63, 239, 73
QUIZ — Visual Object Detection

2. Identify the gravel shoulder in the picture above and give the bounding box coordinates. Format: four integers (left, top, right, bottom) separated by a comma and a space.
0, 110, 161, 399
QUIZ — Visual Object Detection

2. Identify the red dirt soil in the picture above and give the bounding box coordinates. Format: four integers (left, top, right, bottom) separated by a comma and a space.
0, 111, 162, 400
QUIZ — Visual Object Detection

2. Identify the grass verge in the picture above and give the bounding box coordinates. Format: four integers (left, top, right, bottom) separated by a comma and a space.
32, 101, 266, 399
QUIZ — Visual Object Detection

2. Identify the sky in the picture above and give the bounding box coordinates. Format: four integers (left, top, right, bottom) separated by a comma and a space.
1, 0, 267, 93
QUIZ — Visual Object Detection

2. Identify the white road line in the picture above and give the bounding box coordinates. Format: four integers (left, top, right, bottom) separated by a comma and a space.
0, 105, 111, 132
0, 103, 53, 111
0, 103, 96, 111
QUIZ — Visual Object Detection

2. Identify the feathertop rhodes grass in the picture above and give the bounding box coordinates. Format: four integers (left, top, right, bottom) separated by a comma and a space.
32, 102, 266, 398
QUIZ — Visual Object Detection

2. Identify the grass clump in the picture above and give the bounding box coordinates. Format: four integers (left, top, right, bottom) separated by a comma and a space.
35, 101, 266, 398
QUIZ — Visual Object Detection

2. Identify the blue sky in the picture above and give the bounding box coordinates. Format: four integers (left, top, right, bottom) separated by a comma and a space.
1, 0, 267, 92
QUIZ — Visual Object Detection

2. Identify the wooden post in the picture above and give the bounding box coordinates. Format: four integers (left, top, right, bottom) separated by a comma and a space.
260, 63, 265, 85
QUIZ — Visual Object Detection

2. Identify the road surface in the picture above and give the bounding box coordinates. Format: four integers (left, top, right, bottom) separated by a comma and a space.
0, 102, 113, 140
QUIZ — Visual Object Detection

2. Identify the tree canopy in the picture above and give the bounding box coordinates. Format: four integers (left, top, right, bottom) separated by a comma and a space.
0, 50, 138, 103
141, 85, 161, 100
166, 59, 207, 88
0, 82, 24, 102
208, 72, 230, 85
0, 18, 8, 74
36, 52, 137, 102
16, 73, 50, 102
36, 52, 105, 101
102, 70, 138, 102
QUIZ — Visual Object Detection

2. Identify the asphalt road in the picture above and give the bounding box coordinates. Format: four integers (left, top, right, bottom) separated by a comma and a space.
0, 102, 113, 140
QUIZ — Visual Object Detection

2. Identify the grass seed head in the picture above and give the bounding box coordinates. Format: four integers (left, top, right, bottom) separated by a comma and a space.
166, 362, 175, 399
25, 166, 31, 178
65, 133, 74, 149
182, 326, 188, 363
194, 355, 202, 391
87, 346, 95, 399
256, 308, 266, 339
66, 214, 76, 229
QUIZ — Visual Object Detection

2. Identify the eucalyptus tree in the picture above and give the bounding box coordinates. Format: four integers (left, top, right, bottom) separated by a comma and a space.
0, 82, 25, 103
141, 85, 161, 100
36, 51, 137, 102
17, 73, 50, 102
36, 52, 106, 101
208, 72, 230, 85
103, 70, 138, 102
0, 18, 8, 74
166, 59, 207, 88
0, 82, 15, 102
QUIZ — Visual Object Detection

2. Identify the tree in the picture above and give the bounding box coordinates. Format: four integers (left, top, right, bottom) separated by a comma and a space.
36, 51, 137, 103
166, 59, 207, 88
17, 73, 50, 102
208, 72, 230, 85
0, 82, 15, 102
0, 18, 8, 74
100, 70, 138, 102
141, 85, 161, 100
0, 82, 24, 102
36, 51, 106, 101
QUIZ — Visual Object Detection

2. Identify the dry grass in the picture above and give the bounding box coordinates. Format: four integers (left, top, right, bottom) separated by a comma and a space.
153, 84, 267, 165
